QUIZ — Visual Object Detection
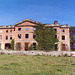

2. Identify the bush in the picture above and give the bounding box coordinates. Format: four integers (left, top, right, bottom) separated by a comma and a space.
29, 44, 39, 50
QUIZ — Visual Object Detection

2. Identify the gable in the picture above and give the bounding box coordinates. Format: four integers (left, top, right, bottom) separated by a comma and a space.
15, 19, 40, 26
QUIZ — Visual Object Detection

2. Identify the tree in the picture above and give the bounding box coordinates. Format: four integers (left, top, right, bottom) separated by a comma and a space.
70, 26, 75, 50
11, 39, 15, 50
33, 24, 58, 50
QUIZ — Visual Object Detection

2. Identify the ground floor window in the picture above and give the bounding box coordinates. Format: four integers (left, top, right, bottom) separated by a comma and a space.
55, 44, 58, 51
5, 43, 11, 50
25, 42, 29, 50
33, 43, 36, 50
62, 44, 65, 51
16, 43, 21, 50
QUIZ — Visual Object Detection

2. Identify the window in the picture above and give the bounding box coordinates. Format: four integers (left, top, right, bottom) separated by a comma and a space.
6, 36, 8, 40
55, 35, 57, 39
25, 34, 29, 38
25, 28, 29, 31
0, 35, 2, 39
55, 44, 58, 51
61, 29, 65, 32
10, 30, 12, 32
0, 30, 2, 33
54, 29, 57, 31
33, 34, 36, 38
33, 43, 36, 49
33, 28, 36, 31
18, 34, 21, 39
10, 37, 12, 40
18, 28, 21, 31
6, 30, 8, 33
62, 35, 65, 40
62, 44, 65, 51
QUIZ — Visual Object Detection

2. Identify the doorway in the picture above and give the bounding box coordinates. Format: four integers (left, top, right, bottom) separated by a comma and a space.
5, 43, 11, 50
25, 42, 29, 50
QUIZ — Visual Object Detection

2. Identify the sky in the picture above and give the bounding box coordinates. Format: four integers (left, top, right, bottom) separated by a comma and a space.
0, 0, 75, 26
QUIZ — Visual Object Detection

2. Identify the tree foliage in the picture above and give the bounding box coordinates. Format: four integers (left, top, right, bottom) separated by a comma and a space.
11, 39, 15, 50
70, 26, 75, 50
33, 24, 58, 50
29, 44, 39, 50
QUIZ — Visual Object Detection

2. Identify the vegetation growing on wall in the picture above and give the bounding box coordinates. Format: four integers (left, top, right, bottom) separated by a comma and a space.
29, 44, 39, 50
33, 23, 58, 50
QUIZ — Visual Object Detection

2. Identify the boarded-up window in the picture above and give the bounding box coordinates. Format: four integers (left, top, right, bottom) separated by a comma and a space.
16, 43, 21, 50
62, 44, 65, 51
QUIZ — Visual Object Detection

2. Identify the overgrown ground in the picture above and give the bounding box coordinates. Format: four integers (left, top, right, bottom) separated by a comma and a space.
0, 55, 75, 75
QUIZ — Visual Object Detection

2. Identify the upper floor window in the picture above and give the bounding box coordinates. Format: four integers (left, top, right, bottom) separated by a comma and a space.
18, 34, 21, 39
54, 29, 57, 31
61, 29, 65, 32
18, 28, 21, 31
55, 35, 57, 39
10, 35, 12, 40
0, 30, 2, 33
10, 37, 12, 40
33, 34, 36, 39
0, 35, 2, 39
6, 30, 8, 33
6, 36, 8, 40
25, 28, 29, 31
10, 30, 12, 32
25, 34, 29, 38
33, 28, 36, 31
62, 35, 65, 40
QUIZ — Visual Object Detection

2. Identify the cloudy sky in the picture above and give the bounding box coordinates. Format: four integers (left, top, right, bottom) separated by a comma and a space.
0, 0, 75, 26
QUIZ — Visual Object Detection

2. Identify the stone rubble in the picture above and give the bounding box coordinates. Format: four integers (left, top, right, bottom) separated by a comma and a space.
0, 50, 74, 57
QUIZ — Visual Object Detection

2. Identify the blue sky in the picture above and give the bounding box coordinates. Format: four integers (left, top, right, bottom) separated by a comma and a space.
0, 0, 75, 26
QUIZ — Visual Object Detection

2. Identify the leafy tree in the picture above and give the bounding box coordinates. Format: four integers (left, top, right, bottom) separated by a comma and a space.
33, 24, 58, 50
11, 39, 15, 50
70, 26, 75, 50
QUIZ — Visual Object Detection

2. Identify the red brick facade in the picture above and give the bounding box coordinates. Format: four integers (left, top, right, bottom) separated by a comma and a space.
0, 19, 70, 51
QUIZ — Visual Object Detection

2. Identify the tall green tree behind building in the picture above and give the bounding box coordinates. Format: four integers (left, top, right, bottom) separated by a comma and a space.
70, 26, 75, 50
33, 24, 58, 50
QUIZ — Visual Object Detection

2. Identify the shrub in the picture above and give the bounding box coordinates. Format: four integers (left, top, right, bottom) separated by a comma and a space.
11, 39, 15, 50
29, 44, 39, 50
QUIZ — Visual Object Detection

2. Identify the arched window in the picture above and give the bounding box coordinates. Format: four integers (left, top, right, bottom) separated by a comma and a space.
6, 30, 8, 33
18, 34, 21, 39
54, 29, 57, 31
18, 28, 21, 31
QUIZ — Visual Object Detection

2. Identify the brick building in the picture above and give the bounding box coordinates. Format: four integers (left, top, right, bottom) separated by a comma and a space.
0, 19, 70, 51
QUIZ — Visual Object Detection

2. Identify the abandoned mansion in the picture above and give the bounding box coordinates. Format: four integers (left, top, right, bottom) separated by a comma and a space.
0, 19, 70, 51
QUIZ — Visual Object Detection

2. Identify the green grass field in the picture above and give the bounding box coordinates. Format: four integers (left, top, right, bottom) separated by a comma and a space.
0, 55, 75, 75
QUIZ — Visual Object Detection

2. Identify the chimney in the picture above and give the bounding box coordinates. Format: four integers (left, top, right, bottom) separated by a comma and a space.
66, 24, 69, 27
54, 21, 58, 24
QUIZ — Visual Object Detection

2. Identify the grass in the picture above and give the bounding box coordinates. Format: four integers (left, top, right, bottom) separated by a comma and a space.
0, 55, 75, 75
